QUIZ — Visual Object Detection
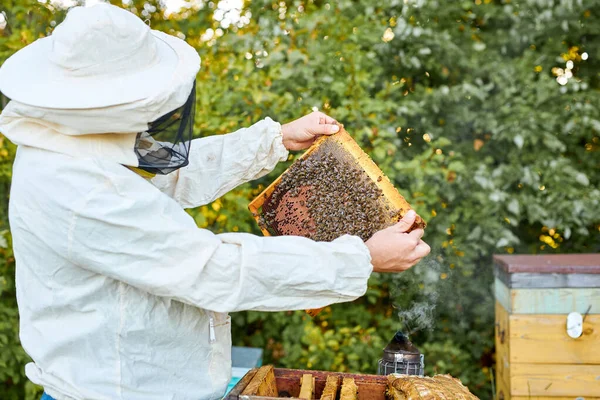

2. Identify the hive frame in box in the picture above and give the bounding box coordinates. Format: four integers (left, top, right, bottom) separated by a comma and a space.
248, 127, 426, 317
227, 367, 389, 400
227, 367, 479, 400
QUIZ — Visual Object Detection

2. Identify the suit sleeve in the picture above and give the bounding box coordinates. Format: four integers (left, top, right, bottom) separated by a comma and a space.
67, 172, 373, 313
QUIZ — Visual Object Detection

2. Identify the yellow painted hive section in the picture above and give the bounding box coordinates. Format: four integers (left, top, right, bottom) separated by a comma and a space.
493, 254, 600, 400
495, 299, 600, 399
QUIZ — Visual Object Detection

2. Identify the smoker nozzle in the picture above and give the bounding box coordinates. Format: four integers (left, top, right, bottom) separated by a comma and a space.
381, 331, 422, 363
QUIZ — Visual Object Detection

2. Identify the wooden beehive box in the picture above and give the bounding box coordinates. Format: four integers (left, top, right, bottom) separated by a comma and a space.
228, 367, 479, 399
493, 254, 600, 400
226, 367, 388, 400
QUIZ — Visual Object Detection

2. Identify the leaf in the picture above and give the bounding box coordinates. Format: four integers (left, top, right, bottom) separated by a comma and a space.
466, 226, 482, 241
542, 134, 566, 152
496, 237, 510, 247
496, 229, 520, 248
447, 161, 466, 173
575, 173, 589, 186
507, 199, 520, 216
473, 42, 486, 52
513, 135, 524, 149
287, 49, 307, 65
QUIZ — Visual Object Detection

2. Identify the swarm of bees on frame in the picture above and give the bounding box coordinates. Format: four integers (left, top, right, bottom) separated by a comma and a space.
259, 146, 402, 242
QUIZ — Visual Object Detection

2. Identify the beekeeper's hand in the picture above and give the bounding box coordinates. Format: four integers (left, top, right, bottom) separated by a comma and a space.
281, 111, 340, 151
366, 210, 430, 273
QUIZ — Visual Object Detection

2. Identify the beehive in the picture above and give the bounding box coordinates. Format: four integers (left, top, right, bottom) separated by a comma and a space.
493, 254, 600, 400
226, 366, 478, 400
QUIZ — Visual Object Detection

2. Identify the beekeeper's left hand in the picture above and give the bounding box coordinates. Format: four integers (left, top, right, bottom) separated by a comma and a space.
281, 111, 340, 150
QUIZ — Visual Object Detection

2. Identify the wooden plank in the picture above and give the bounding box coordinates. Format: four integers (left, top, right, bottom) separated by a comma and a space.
319, 375, 340, 400
241, 365, 278, 397
493, 254, 600, 274
299, 374, 314, 399
509, 314, 600, 364
511, 363, 600, 397
226, 368, 258, 399
495, 302, 511, 394
498, 372, 600, 400
496, 373, 510, 400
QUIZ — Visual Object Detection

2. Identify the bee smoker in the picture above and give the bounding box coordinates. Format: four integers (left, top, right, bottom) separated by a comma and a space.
377, 331, 424, 376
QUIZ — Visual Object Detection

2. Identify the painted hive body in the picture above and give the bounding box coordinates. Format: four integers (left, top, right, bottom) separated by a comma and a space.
493, 254, 600, 400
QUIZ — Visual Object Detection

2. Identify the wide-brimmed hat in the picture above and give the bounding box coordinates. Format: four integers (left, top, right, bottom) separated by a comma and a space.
0, 3, 200, 109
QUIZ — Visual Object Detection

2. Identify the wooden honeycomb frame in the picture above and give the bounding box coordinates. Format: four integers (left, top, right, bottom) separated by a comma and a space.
248, 127, 426, 317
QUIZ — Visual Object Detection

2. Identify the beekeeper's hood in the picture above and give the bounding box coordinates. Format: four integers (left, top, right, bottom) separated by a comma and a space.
0, 3, 200, 174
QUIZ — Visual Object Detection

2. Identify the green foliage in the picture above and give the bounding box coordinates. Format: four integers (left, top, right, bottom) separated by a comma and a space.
1, 0, 599, 399
0, 2, 58, 397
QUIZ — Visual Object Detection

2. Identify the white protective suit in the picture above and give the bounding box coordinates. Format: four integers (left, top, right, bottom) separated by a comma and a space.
0, 88, 373, 399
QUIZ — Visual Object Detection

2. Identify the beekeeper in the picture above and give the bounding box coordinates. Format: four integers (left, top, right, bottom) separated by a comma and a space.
0, 4, 430, 400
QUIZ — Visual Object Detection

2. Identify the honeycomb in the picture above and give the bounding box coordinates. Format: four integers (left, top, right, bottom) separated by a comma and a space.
249, 127, 425, 241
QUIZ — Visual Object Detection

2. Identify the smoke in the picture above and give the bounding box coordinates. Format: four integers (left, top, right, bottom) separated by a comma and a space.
391, 250, 450, 336
397, 293, 439, 336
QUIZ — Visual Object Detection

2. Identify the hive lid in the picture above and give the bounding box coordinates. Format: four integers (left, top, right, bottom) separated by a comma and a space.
494, 254, 600, 289
493, 254, 600, 274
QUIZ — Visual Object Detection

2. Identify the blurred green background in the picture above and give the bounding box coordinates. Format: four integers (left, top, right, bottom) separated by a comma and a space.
1, 0, 599, 398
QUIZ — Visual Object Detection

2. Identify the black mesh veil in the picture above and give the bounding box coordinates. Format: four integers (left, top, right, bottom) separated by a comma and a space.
135, 82, 196, 175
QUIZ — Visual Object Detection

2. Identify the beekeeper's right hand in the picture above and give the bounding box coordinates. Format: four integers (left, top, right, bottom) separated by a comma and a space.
366, 210, 430, 273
